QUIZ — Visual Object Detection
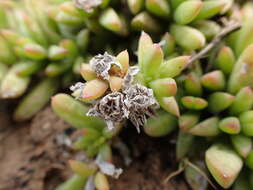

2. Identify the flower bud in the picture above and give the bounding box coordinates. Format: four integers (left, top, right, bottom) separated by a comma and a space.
189, 117, 220, 136
201, 70, 226, 91
149, 78, 177, 98
231, 134, 252, 158
219, 117, 240, 134
229, 87, 253, 115
181, 96, 208, 110
145, 0, 170, 18
170, 25, 206, 50
208, 92, 234, 113
174, 0, 203, 24
205, 144, 243, 188
144, 110, 177, 137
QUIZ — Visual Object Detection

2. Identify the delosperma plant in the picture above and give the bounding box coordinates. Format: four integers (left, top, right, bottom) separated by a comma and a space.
2, 0, 253, 189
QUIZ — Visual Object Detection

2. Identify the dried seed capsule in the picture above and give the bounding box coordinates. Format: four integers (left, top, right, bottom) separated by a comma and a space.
178, 113, 199, 132
192, 20, 221, 40
127, 0, 144, 14
189, 117, 220, 136
69, 160, 97, 178
205, 144, 243, 189
149, 78, 177, 98
144, 110, 177, 137
55, 175, 86, 190
194, 0, 226, 20
181, 96, 208, 110
13, 78, 59, 121
239, 110, 253, 136
228, 44, 253, 94
176, 131, 194, 160
99, 8, 128, 36
0, 65, 30, 99
81, 79, 109, 100
208, 92, 234, 113
158, 56, 190, 78
184, 72, 202, 96
131, 11, 162, 33
51, 93, 105, 130
145, 0, 170, 18
231, 134, 252, 158
174, 0, 203, 25
94, 172, 110, 190
160, 33, 175, 57
48, 45, 68, 61
219, 117, 240, 134
170, 25, 206, 50
229, 87, 253, 115
158, 96, 180, 117
215, 46, 235, 75
201, 70, 226, 91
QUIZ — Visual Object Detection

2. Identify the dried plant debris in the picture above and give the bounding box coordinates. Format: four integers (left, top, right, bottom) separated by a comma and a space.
74, 0, 102, 13
95, 155, 123, 179
88, 83, 159, 132
90, 52, 121, 80
122, 66, 140, 90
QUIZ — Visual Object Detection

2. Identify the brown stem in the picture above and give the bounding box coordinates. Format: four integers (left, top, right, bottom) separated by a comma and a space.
186, 20, 242, 69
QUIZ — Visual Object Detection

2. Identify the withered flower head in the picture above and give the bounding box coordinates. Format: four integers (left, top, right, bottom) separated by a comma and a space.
87, 92, 129, 130
74, 0, 102, 13
124, 84, 160, 131
90, 52, 121, 80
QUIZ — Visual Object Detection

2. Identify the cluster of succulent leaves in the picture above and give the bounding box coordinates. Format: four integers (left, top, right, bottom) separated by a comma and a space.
1, 0, 253, 189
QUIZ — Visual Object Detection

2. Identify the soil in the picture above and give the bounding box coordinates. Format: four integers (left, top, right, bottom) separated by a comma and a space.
0, 105, 189, 190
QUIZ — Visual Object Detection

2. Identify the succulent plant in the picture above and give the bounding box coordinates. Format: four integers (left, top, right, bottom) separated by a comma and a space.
2, 0, 253, 189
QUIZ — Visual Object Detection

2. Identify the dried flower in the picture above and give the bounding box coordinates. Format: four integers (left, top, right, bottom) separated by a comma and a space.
90, 52, 121, 80
74, 0, 102, 13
